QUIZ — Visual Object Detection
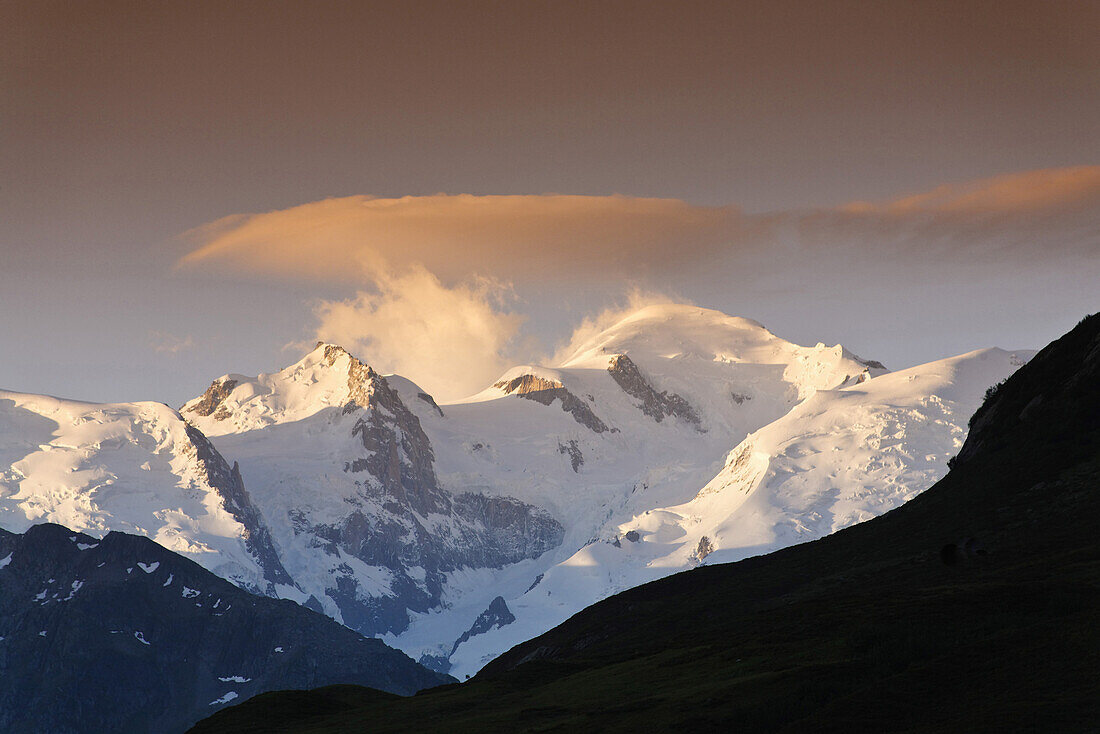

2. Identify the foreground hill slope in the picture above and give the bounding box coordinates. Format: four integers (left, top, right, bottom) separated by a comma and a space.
194, 312, 1100, 732
0, 524, 451, 734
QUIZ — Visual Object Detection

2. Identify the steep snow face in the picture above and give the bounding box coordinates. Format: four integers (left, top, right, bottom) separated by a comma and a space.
183, 344, 564, 636
442, 346, 1031, 675
0, 392, 285, 592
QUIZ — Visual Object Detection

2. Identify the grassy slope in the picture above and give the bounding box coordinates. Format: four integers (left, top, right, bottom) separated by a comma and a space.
192, 314, 1100, 733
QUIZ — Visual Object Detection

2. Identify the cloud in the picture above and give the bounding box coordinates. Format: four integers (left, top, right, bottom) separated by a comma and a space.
799, 166, 1100, 263
178, 168, 1099, 290
176, 168, 1098, 397
550, 289, 686, 366
150, 331, 194, 354
839, 166, 1100, 216
309, 267, 527, 401
178, 194, 754, 285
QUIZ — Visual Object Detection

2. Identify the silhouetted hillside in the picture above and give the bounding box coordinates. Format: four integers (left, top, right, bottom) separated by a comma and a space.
0, 524, 451, 733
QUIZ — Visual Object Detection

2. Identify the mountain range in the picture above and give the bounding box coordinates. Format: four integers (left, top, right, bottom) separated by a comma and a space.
0, 305, 1032, 683
191, 312, 1100, 732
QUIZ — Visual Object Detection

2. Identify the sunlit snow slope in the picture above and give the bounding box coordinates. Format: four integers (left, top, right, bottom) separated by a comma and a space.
0, 392, 288, 592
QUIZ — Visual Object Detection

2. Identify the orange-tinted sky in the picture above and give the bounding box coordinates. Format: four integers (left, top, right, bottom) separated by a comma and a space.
1, 1, 1097, 402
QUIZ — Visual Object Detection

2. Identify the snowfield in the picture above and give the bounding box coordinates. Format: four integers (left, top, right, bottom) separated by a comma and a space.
0, 393, 276, 591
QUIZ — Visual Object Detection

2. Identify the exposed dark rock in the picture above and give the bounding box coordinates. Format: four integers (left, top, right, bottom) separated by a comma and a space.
451, 596, 516, 654
624, 530, 640, 543
0, 523, 452, 734
330, 349, 443, 515
557, 439, 584, 472
606, 355, 703, 431
856, 357, 887, 371
186, 378, 238, 420
525, 573, 544, 593
730, 392, 751, 405
417, 392, 445, 417
182, 424, 292, 590
495, 375, 609, 433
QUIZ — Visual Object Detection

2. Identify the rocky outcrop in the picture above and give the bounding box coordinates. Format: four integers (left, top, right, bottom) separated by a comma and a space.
182, 424, 292, 590
607, 355, 703, 431
451, 596, 516, 654
418, 392, 445, 417
0, 523, 452, 734
558, 439, 584, 472
186, 378, 238, 420
693, 535, 715, 561
302, 489, 564, 636
495, 375, 608, 434
340, 355, 445, 516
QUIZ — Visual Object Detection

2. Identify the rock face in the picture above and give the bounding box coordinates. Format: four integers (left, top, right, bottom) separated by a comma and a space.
451, 596, 516, 655
494, 374, 609, 433
189, 378, 238, 420
606, 355, 703, 431
183, 345, 565, 637
693, 535, 714, 561
182, 425, 292, 589
0, 523, 452, 734
557, 440, 584, 472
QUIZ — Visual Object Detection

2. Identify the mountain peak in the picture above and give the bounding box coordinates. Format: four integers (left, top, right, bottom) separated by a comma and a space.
182, 344, 391, 436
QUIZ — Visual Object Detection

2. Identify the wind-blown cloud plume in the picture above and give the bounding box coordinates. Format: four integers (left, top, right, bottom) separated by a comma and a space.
309, 267, 526, 401
550, 290, 687, 366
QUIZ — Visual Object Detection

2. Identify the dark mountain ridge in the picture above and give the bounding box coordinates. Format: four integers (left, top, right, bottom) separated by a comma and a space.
0, 523, 452, 734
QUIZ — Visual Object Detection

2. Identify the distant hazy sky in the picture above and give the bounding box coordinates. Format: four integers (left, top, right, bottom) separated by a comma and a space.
2, 1, 1097, 404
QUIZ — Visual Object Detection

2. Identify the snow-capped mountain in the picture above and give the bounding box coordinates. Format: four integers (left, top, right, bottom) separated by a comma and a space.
0, 392, 289, 594
181, 344, 564, 634
179, 305, 910, 670
0, 304, 1031, 681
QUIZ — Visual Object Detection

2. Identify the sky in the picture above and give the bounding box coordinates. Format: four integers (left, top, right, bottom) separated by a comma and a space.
1, 1, 1097, 404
